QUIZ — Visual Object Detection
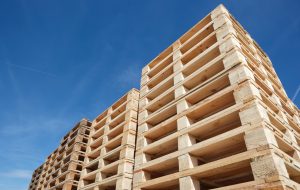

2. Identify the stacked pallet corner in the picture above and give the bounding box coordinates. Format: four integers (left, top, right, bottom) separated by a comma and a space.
133, 4, 300, 190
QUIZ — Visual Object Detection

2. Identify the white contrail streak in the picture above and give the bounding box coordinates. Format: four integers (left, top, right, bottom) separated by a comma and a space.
292, 85, 300, 101
4, 62, 57, 77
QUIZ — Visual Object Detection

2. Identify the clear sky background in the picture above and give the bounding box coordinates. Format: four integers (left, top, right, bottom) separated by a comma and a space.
0, 1, 299, 189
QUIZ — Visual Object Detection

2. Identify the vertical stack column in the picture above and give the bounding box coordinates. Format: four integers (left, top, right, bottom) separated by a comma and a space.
79, 89, 139, 190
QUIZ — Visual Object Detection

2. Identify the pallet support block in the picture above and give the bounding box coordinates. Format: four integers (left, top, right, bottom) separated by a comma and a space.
244, 126, 278, 150
178, 154, 198, 171
122, 131, 137, 146
293, 150, 300, 161
177, 116, 193, 131
95, 172, 105, 182
219, 35, 241, 54
250, 153, 289, 181
175, 85, 188, 98
265, 79, 275, 91
133, 170, 150, 188
178, 134, 196, 150
239, 101, 269, 125
173, 60, 184, 72
211, 4, 229, 20
174, 72, 185, 85
229, 64, 255, 86
134, 153, 150, 169
212, 13, 231, 31
139, 98, 148, 111
293, 114, 300, 125
118, 161, 134, 174
141, 75, 149, 87
284, 129, 297, 144
120, 146, 135, 160
137, 123, 151, 135
176, 99, 191, 114
259, 63, 268, 76
233, 80, 261, 104
142, 66, 150, 76
136, 135, 152, 151
222, 50, 247, 70
179, 176, 200, 190
140, 86, 149, 97
139, 110, 150, 122
116, 176, 133, 190
270, 93, 282, 106
215, 21, 236, 41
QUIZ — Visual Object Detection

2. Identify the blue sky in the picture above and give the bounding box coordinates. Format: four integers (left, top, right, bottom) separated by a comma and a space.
0, 1, 299, 189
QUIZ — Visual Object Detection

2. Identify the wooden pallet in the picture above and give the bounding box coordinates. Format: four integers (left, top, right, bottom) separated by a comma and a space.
29, 119, 91, 190
133, 4, 300, 190
78, 89, 139, 190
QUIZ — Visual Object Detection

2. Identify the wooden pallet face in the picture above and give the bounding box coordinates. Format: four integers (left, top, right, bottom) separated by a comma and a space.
79, 89, 140, 190
134, 4, 300, 190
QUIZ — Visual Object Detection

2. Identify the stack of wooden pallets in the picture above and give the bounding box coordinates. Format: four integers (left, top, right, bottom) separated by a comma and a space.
133, 4, 300, 190
29, 119, 91, 190
29, 4, 300, 190
78, 89, 139, 190
28, 164, 44, 190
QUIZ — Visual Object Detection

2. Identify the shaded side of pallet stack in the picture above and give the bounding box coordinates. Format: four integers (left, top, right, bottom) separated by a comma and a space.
78, 89, 139, 190
133, 4, 300, 190
28, 164, 44, 190
29, 119, 91, 190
